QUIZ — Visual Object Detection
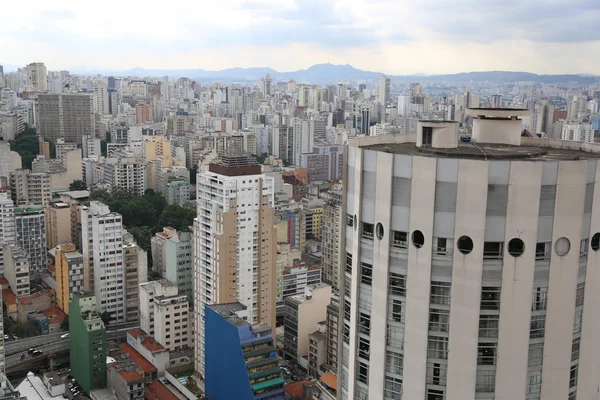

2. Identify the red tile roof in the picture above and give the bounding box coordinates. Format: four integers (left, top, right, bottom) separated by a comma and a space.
0, 277, 9, 286
285, 380, 311, 399
145, 381, 179, 400
128, 328, 147, 340
2, 289, 16, 306
48, 265, 56, 273
119, 343, 158, 374
18, 289, 55, 305
119, 370, 143, 383
320, 372, 337, 389
42, 307, 66, 324
142, 337, 165, 352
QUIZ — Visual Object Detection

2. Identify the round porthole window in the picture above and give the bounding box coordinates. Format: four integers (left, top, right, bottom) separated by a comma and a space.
376, 223, 384, 240
508, 238, 525, 257
412, 230, 425, 249
555, 237, 571, 256
591, 233, 600, 251
457, 236, 474, 254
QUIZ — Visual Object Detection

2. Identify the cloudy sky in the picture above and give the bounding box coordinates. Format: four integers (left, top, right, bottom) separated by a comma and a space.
1, 0, 599, 74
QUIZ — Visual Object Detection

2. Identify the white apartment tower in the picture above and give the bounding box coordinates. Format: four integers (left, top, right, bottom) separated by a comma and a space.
14, 204, 47, 275
340, 109, 600, 400
0, 193, 15, 276
378, 75, 391, 105
292, 118, 314, 166
3, 244, 30, 298
92, 79, 109, 115
193, 153, 277, 378
562, 123, 594, 144
26, 62, 48, 92
81, 201, 126, 323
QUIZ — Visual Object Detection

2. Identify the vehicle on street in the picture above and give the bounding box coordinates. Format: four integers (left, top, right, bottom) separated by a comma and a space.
61, 333, 69, 339
28, 348, 35, 354
4, 335, 8, 340
32, 350, 43, 356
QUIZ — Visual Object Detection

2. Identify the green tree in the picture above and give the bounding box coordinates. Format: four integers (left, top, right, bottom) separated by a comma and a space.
69, 180, 87, 191
157, 204, 196, 232
100, 311, 115, 326
128, 226, 152, 253
143, 189, 167, 216
118, 197, 158, 228
60, 318, 69, 332
148, 270, 161, 281
8, 126, 39, 169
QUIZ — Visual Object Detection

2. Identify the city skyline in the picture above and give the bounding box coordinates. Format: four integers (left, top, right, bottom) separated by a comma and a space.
1, 0, 600, 75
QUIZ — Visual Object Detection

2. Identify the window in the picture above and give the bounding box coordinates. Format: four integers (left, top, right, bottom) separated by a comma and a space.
573, 310, 583, 334
387, 324, 405, 349
481, 287, 501, 310
391, 231, 408, 249
385, 350, 403, 376
580, 238, 589, 261
430, 281, 451, 306
342, 323, 350, 345
358, 337, 370, 359
478, 342, 497, 365
389, 299, 403, 323
362, 223, 374, 240
528, 342, 544, 366
346, 214, 353, 227
576, 283, 585, 307
429, 308, 450, 333
389, 273, 406, 297
435, 237, 451, 256
384, 376, 403, 400
345, 252, 352, 274
483, 241, 504, 259
427, 335, 448, 360
358, 312, 371, 335
426, 362, 447, 386
532, 287, 548, 311
572, 337, 580, 362
360, 262, 373, 286
344, 299, 351, 321
357, 362, 369, 384
427, 389, 444, 400
422, 126, 433, 146
479, 315, 499, 338
535, 242, 551, 261
476, 369, 496, 392
526, 371, 542, 394
570, 365, 578, 388
530, 315, 546, 338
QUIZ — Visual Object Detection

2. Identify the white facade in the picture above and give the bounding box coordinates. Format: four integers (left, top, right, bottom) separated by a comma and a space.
103, 156, 145, 195
292, 118, 314, 166
3, 244, 30, 298
82, 201, 126, 323
154, 294, 191, 352
562, 123, 594, 144
92, 80, 109, 115
0, 193, 15, 276
340, 122, 600, 400
139, 279, 178, 337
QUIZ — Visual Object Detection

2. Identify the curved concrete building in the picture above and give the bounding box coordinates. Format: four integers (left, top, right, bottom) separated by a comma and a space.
340, 109, 600, 400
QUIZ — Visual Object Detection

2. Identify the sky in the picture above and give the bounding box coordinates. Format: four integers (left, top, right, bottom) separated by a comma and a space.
1, 0, 599, 75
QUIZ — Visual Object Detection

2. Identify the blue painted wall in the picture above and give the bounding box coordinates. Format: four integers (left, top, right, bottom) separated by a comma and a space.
205, 306, 254, 400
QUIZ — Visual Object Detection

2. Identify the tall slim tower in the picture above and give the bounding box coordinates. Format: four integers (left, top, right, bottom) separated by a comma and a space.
0, 193, 15, 276
340, 109, 600, 400
378, 76, 391, 105
193, 153, 277, 378
37, 94, 94, 144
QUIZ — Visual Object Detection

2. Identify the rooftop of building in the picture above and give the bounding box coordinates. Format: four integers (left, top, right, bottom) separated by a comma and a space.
43, 371, 63, 386
14, 205, 44, 214
18, 289, 55, 305
42, 307, 66, 324
208, 302, 247, 316
16, 372, 54, 400
285, 380, 313, 400
145, 380, 179, 400
309, 331, 326, 342
118, 343, 158, 374
2, 288, 16, 306
208, 152, 262, 176
118, 370, 144, 383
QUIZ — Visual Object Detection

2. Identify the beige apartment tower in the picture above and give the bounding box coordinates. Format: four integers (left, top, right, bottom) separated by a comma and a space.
193, 153, 277, 378
340, 109, 600, 400
26, 62, 48, 92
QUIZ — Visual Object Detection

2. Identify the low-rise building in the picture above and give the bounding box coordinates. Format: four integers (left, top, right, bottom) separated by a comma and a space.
126, 329, 170, 376
308, 322, 328, 377
282, 263, 321, 298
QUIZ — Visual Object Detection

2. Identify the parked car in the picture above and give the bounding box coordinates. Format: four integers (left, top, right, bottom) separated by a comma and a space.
61, 333, 69, 339
28, 348, 36, 354
32, 350, 43, 356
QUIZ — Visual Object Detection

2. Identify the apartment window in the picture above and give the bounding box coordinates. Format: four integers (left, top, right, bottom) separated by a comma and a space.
385, 350, 403, 376
389, 273, 406, 297
580, 238, 589, 261
483, 242, 503, 260
481, 287, 501, 310
342, 323, 350, 345
535, 242, 551, 261
572, 337, 580, 362
435, 237, 451, 256
388, 299, 403, 323
570, 365, 578, 388
357, 362, 369, 384
475, 369, 496, 392
358, 337, 370, 360
386, 324, 405, 349
526, 371, 542, 394
345, 252, 352, 274
575, 283, 585, 307
530, 315, 546, 338
430, 281, 451, 305
528, 342, 544, 366
479, 315, 499, 338
362, 223, 374, 240
358, 312, 371, 335
427, 336, 448, 360
391, 231, 408, 249
346, 214, 354, 227
426, 362, 447, 386
384, 376, 403, 400
344, 276, 351, 298
477, 342, 497, 365
532, 287, 548, 311
344, 299, 351, 321
429, 309, 450, 333
360, 262, 373, 286
573, 310, 583, 334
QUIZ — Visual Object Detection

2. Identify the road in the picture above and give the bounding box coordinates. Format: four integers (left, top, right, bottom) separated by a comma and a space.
6, 339, 71, 366
5, 322, 139, 356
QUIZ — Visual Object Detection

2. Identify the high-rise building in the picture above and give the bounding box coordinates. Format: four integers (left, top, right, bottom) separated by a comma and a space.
135, 100, 154, 124
378, 76, 391, 105
162, 229, 193, 300
299, 145, 344, 183
45, 200, 72, 249
81, 135, 101, 158
123, 230, 146, 322
81, 202, 125, 323
339, 108, 600, 400
14, 205, 47, 275
325, 294, 339, 373
0, 193, 15, 276
533, 102, 555, 136
360, 106, 370, 135
322, 191, 342, 290
51, 243, 84, 315
25, 62, 48, 92
103, 156, 145, 195
69, 293, 107, 392
292, 118, 314, 166
193, 153, 277, 378
0, 142, 15, 185
281, 264, 322, 298
205, 302, 285, 400
153, 291, 191, 352
92, 80, 109, 115
3, 244, 30, 298
10, 169, 51, 207
37, 94, 94, 144
561, 123, 594, 143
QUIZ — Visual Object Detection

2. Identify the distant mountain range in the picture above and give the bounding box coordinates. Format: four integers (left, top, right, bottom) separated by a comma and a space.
114, 64, 598, 84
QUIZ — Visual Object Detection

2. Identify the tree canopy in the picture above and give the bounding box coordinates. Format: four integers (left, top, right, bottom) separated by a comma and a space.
157, 204, 196, 232
8, 126, 38, 169
69, 180, 87, 191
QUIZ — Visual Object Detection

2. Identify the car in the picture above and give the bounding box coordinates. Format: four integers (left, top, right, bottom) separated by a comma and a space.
28, 348, 36, 354
32, 350, 43, 356
3, 335, 8, 340
61, 333, 69, 339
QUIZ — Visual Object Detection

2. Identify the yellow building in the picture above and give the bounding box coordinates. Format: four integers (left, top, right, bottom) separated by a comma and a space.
144, 135, 171, 162
45, 201, 72, 249
309, 206, 324, 240
52, 243, 84, 314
